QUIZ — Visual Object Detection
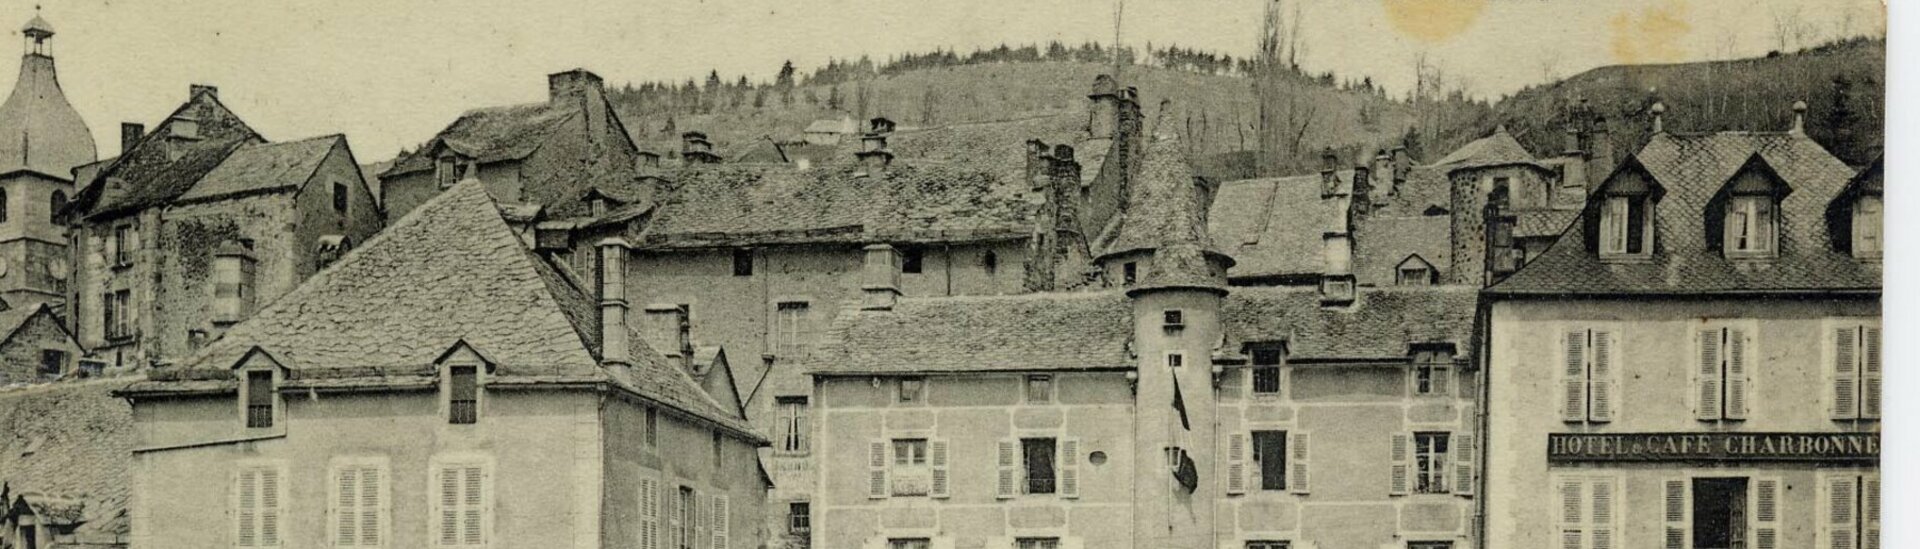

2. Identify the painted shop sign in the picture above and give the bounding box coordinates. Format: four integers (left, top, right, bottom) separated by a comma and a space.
1547, 432, 1878, 463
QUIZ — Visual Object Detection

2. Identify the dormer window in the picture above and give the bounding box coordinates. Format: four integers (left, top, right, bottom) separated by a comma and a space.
1724, 195, 1777, 257
244, 369, 275, 428
1600, 195, 1651, 257
1852, 195, 1882, 259
448, 365, 479, 424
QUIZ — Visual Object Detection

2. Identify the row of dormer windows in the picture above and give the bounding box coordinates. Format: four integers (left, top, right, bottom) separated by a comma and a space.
1597, 192, 1880, 260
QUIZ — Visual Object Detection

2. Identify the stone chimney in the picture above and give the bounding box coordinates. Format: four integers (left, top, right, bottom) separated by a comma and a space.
1320, 231, 1355, 304
1087, 75, 1121, 139
1318, 147, 1340, 197
548, 69, 608, 148
1589, 115, 1613, 172
681, 131, 720, 164
1391, 146, 1411, 185
120, 123, 144, 155
596, 238, 632, 367
635, 150, 661, 169
189, 84, 218, 99
862, 244, 903, 310
1025, 139, 1051, 192
855, 117, 895, 171
1351, 162, 1373, 217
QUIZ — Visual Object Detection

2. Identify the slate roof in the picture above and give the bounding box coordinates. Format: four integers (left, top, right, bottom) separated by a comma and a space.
1209, 174, 1343, 280
1433, 126, 1541, 172
1094, 107, 1226, 262
0, 380, 132, 536
1488, 131, 1879, 295
1224, 285, 1480, 361
811, 291, 1134, 374
75, 90, 262, 220
804, 118, 855, 135
383, 102, 580, 177
174, 135, 340, 203
1352, 215, 1454, 286
1513, 209, 1582, 239
0, 41, 96, 179
636, 163, 1036, 248
134, 178, 757, 438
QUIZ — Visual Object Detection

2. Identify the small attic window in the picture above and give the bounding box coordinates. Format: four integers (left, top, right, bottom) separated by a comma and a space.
901, 248, 925, 274
1724, 196, 1777, 257
1600, 195, 1652, 258
244, 370, 275, 429
1853, 195, 1883, 259
732, 249, 754, 276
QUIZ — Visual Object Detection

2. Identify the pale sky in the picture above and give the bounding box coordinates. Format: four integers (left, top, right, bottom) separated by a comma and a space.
3, 0, 1885, 163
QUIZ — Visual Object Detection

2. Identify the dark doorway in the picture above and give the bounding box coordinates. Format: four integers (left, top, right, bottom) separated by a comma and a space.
1693, 477, 1750, 549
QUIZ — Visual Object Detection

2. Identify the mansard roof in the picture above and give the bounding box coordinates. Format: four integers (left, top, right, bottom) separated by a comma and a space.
129, 179, 758, 439
1488, 131, 1877, 295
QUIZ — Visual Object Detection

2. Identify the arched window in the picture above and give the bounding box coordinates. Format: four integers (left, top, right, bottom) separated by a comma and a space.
49, 190, 66, 224
0, 187, 9, 224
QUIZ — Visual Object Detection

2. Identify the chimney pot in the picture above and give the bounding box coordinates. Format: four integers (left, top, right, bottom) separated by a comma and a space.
547, 69, 605, 103
1790, 100, 1808, 134
120, 123, 144, 155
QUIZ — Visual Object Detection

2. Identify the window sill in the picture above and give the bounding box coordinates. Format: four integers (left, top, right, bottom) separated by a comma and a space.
1597, 254, 1654, 264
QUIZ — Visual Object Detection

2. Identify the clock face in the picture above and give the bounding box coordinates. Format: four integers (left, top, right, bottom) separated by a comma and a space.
47, 258, 67, 280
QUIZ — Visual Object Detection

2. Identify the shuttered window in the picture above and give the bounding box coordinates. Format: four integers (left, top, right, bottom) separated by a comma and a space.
710, 494, 730, 549
434, 463, 488, 547
235, 465, 284, 547
1561, 328, 1618, 423
1252, 431, 1287, 491
1831, 322, 1881, 420
1695, 325, 1753, 421
332, 463, 387, 547
640, 478, 661, 549
676, 487, 695, 549
1556, 475, 1618, 549
1822, 473, 1880, 549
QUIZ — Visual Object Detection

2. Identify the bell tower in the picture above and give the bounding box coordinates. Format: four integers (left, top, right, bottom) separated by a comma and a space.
0, 9, 97, 310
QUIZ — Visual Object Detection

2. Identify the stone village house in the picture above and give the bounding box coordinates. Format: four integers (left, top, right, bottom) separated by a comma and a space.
114, 179, 769, 549
63, 86, 383, 370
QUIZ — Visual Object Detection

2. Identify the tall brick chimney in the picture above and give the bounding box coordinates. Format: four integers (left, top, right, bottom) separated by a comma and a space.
1088, 75, 1121, 139
597, 237, 632, 367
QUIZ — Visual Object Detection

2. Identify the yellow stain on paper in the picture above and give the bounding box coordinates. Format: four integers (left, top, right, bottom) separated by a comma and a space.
1383, 0, 1487, 44
1609, 0, 1693, 64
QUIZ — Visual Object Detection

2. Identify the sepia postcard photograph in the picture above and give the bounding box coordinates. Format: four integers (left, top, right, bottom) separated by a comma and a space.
0, 1, 1903, 548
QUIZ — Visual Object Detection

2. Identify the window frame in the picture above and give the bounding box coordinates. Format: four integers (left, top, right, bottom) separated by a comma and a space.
112, 224, 135, 268
37, 349, 64, 377
1025, 374, 1054, 404
1251, 430, 1289, 491
775, 396, 809, 455
1411, 349, 1453, 397
1599, 195, 1653, 259
772, 301, 811, 357
1020, 437, 1059, 495
887, 539, 931, 549
787, 501, 810, 536
445, 364, 481, 425
1724, 194, 1778, 258
243, 369, 277, 429
1412, 431, 1451, 494
1250, 346, 1284, 397
1852, 195, 1883, 259
731, 248, 754, 276
901, 248, 925, 274
327, 457, 390, 548
896, 377, 926, 404
232, 461, 287, 548
1245, 541, 1291, 549
332, 181, 350, 214
1015, 538, 1062, 549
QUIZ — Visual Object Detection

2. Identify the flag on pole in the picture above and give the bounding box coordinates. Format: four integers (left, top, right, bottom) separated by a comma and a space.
1170, 373, 1198, 493
1171, 372, 1191, 431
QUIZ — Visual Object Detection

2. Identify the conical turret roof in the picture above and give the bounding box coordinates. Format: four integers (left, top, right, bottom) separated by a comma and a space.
0, 15, 95, 179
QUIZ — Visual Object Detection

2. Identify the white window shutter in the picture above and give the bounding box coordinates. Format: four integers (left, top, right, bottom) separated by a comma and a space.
1452, 432, 1474, 497
1751, 478, 1780, 549
930, 439, 951, 499
260, 468, 281, 547
868, 441, 889, 499
1697, 329, 1723, 421
1590, 478, 1615, 549
1557, 477, 1584, 549
1726, 327, 1749, 420
1862, 326, 1881, 419
1833, 326, 1859, 420
1288, 431, 1311, 494
1590, 330, 1616, 422
996, 439, 1018, 499
1664, 478, 1689, 549
336, 467, 358, 546
363, 467, 384, 547
1864, 474, 1880, 549
1826, 475, 1858, 549
237, 469, 258, 547
1059, 438, 1081, 499
713, 494, 729, 549
1563, 330, 1589, 422
438, 467, 459, 546
1226, 433, 1247, 495
639, 478, 657, 549
1389, 433, 1410, 496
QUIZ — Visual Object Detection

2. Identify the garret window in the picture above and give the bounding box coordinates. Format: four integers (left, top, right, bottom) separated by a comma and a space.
437, 342, 490, 425
234, 349, 283, 430
1712, 153, 1792, 259
1831, 156, 1883, 260
1591, 156, 1662, 260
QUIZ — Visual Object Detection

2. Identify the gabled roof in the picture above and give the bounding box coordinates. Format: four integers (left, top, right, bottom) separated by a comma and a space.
0, 303, 75, 355
1353, 215, 1453, 285
0, 381, 132, 538
383, 101, 580, 177
1208, 173, 1343, 281
72, 88, 262, 220
1224, 285, 1479, 361
1489, 131, 1878, 295
0, 37, 96, 179
174, 135, 341, 203
811, 291, 1134, 375
134, 178, 756, 437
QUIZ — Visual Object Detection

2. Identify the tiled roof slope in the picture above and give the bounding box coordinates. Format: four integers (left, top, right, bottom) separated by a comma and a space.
1224, 285, 1479, 360
811, 291, 1134, 374
1352, 215, 1453, 285
148, 179, 756, 436
1208, 174, 1342, 280
637, 163, 1036, 247
174, 135, 341, 203
0, 380, 133, 535
1489, 131, 1878, 295
1434, 126, 1539, 171
1095, 108, 1224, 260
75, 90, 262, 219
383, 102, 579, 177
